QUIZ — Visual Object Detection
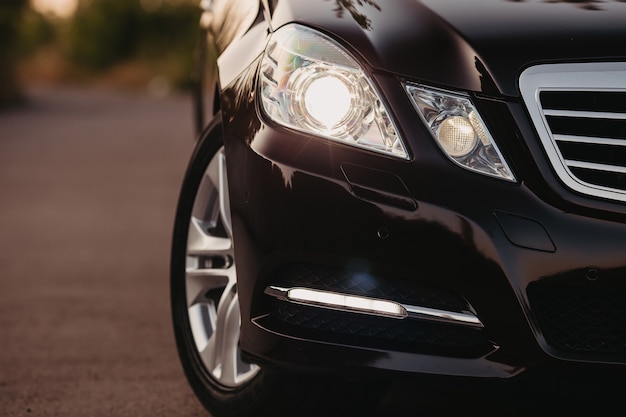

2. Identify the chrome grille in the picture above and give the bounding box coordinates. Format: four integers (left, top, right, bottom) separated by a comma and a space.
520, 62, 626, 203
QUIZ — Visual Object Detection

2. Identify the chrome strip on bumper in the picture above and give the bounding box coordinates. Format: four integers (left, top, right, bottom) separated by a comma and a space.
265, 286, 483, 328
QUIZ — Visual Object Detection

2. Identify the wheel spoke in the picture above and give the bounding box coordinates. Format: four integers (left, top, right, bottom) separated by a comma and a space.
185, 266, 232, 306
211, 280, 236, 360
205, 147, 222, 195
189, 302, 216, 353
215, 290, 241, 386
187, 217, 232, 255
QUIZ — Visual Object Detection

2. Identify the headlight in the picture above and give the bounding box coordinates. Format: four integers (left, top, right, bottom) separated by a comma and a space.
259, 24, 408, 159
405, 83, 515, 181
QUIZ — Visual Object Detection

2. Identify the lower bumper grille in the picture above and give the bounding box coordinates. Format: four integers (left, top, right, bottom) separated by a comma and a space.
271, 263, 469, 311
259, 263, 492, 357
528, 283, 626, 358
270, 301, 490, 357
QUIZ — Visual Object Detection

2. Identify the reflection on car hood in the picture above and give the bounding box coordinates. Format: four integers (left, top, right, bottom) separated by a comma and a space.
417, 0, 626, 96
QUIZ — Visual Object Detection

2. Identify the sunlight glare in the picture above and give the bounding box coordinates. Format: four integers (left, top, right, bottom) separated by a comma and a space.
31, 0, 78, 18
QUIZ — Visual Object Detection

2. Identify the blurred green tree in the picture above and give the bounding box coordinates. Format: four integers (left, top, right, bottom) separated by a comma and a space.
0, 0, 27, 107
66, 0, 142, 70
6, 0, 200, 94
63, 0, 200, 88
18, 7, 56, 55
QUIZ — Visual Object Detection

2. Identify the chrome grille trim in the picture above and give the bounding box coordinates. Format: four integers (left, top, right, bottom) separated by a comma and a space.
554, 134, 626, 147
544, 109, 626, 120
520, 62, 626, 203
566, 160, 626, 175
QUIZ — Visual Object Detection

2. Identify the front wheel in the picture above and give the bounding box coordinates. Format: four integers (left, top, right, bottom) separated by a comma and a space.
171, 113, 388, 417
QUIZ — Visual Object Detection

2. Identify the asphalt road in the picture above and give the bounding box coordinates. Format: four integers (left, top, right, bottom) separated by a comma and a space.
0, 85, 206, 417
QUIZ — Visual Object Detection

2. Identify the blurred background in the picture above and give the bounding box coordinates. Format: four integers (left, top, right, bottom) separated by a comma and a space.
0, 1, 211, 416
1, 0, 201, 107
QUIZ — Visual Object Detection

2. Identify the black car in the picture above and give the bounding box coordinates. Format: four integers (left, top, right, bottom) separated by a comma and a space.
170, 1, 626, 416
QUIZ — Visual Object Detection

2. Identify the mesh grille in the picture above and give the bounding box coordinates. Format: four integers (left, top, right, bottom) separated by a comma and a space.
270, 301, 491, 356
272, 263, 469, 312
528, 284, 626, 358
263, 263, 491, 356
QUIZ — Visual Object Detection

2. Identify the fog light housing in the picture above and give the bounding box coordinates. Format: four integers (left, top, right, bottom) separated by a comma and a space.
405, 83, 515, 181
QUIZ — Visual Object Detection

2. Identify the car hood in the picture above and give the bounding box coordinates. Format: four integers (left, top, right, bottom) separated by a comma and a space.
417, 0, 626, 96
275, 0, 626, 97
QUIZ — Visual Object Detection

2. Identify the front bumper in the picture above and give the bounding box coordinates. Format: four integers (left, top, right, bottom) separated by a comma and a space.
220, 67, 626, 379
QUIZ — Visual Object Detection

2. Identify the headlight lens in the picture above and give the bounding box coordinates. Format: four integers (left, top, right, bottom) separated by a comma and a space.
259, 24, 408, 159
405, 83, 515, 181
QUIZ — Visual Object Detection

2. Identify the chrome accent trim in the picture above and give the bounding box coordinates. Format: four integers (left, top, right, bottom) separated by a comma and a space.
543, 109, 626, 120
264, 286, 290, 300
404, 305, 483, 328
265, 286, 484, 328
519, 62, 626, 203
565, 160, 626, 174
554, 134, 626, 147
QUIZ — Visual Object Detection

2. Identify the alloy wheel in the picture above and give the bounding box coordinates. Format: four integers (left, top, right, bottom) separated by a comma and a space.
184, 146, 260, 388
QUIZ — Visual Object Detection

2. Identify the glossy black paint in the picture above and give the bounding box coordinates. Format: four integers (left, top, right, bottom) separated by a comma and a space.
201, 0, 626, 379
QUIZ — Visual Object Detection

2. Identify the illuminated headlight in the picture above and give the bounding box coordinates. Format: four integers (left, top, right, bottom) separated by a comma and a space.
259, 24, 408, 159
405, 83, 515, 181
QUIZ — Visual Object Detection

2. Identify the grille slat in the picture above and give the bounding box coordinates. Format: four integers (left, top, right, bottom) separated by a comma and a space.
558, 141, 626, 168
544, 109, 626, 120
567, 160, 626, 175
539, 90, 626, 113
554, 134, 626, 147
545, 115, 626, 140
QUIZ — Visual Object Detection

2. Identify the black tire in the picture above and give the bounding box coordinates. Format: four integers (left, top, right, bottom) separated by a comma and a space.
171, 113, 389, 417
